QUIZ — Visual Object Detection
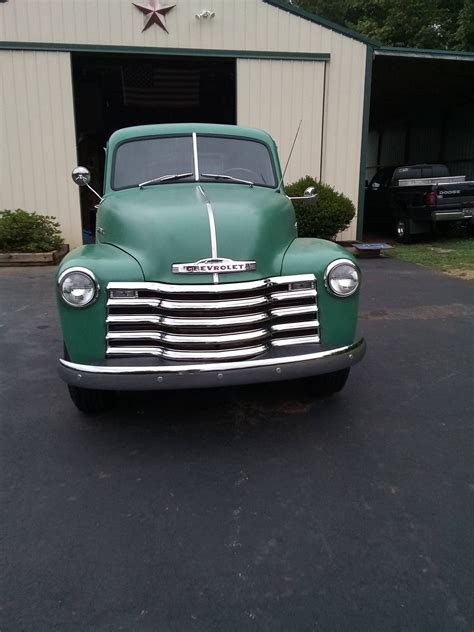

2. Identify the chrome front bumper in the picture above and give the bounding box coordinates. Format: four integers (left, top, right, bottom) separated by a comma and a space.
58, 339, 366, 391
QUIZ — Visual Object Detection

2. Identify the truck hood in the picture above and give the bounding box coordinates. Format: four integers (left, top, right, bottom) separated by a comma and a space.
98, 183, 296, 283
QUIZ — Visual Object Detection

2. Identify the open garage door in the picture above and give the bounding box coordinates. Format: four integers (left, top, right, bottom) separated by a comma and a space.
364, 52, 474, 238
71, 53, 236, 239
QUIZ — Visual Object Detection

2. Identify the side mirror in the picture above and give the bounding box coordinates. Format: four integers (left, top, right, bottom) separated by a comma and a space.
289, 186, 318, 204
72, 166, 91, 186
371, 182, 380, 191
71, 166, 103, 202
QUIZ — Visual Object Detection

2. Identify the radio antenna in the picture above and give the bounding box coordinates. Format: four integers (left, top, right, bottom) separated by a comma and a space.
277, 119, 302, 191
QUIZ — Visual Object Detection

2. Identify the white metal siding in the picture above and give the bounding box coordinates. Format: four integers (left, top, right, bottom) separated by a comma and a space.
237, 59, 325, 184
1, 0, 368, 242
0, 50, 81, 247
1, 0, 360, 53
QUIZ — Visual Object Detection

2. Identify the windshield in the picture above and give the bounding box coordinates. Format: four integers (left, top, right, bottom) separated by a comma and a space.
112, 134, 276, 190
113, 136, 194, 190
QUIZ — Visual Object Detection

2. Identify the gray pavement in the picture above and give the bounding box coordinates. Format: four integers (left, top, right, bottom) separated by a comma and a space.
0, 258, 473, 632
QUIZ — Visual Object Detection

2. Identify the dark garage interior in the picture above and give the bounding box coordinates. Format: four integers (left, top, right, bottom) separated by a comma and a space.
71, 52, 236, 236
364, 53, 474, 237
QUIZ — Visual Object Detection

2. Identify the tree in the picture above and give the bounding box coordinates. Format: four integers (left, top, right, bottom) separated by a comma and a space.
451, 0, 474, 50
291, 0, 474, 51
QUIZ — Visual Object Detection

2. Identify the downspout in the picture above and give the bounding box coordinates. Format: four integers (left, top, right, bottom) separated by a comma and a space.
356, 45, 374, 241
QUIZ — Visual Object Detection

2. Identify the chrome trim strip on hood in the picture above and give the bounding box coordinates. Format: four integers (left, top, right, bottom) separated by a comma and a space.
192, 132, 200, 181
198, 184, 219, 284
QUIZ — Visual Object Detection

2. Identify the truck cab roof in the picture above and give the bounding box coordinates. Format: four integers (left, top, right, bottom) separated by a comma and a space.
107, 123, 277, 152
393, 164, 449, 181
372, 164, 450, 185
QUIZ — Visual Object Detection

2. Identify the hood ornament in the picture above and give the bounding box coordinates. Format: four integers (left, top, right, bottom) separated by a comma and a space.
172, 258, 256, 274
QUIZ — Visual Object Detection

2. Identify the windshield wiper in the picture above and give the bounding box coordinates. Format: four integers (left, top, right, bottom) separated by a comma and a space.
138, 172, 193, 188
200, 173, 254, 186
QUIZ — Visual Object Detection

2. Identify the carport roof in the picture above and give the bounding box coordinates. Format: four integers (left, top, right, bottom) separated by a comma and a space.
376, 46, 474, 61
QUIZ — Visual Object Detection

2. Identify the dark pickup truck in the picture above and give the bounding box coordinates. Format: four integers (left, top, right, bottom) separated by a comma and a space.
365, 164, 474, 241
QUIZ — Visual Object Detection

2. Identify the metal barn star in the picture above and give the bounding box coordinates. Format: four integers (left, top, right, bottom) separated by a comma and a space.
133, 0, 176, 33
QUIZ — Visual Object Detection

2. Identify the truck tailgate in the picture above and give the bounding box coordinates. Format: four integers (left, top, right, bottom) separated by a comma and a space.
435, 181, 474, 214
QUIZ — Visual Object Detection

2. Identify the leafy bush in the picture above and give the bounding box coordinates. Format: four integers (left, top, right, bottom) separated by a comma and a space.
286, 175, 355, 240
0, 209, 64, 253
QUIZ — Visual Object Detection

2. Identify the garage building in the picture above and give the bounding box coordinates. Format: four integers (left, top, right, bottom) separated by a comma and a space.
1, 0, 473, 246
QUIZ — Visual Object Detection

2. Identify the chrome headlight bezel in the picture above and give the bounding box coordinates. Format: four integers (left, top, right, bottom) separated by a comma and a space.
324, 259, 360, 297
58, 267, 99, 308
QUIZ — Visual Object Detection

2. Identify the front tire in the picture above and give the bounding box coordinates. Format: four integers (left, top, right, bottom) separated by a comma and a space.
67, 385, 114, 415
312, 368, 350, 397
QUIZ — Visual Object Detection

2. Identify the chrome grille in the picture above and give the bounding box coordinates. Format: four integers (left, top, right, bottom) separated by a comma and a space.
106, 274, 320, 361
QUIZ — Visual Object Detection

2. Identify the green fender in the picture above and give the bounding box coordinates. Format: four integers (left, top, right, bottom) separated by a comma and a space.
56, 244, 144, 364
281, 238, 360, 347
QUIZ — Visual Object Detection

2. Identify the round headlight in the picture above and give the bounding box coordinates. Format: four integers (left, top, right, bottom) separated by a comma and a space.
325, 259, 360, 297
58, 268, 98, 307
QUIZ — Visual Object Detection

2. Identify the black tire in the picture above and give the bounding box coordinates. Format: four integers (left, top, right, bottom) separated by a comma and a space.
467, 223, 474, 237
67, 384, 114, 415
395, 217, 411, 243
63, 342, 114, 414
313, 368, 350, 397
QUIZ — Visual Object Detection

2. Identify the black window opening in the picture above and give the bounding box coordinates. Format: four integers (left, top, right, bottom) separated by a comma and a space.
71, 52, 236, 240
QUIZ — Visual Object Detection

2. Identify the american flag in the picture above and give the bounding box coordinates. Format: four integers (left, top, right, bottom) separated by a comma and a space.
121, 64, 201, 108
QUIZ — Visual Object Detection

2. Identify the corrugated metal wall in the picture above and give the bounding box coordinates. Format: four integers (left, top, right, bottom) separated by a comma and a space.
237, 59, 325, 184
0, 50, 81, 246
380, 127, 406, 167
366, 130, 379, 182
444, 104, 474, 180
0, 0, 361, 54
367, 107, 474, 184
1, 0, 368, 243
410, 124, 442, 164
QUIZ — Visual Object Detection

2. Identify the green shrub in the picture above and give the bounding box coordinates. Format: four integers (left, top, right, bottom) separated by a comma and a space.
0, 209, 64, 253
285, 175, 355, 240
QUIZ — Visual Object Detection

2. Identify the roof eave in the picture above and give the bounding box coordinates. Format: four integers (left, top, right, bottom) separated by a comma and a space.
262, 0, 379, 47
376, 46, 474, 61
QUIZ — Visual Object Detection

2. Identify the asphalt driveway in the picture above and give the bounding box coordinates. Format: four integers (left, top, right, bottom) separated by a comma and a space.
1, 258, 473, 632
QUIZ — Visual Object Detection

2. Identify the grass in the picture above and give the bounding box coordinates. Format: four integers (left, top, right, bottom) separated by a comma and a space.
387, 235, 474, 279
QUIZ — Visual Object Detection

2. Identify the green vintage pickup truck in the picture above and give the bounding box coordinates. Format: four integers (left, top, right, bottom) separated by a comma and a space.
57, 123, 366, 413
